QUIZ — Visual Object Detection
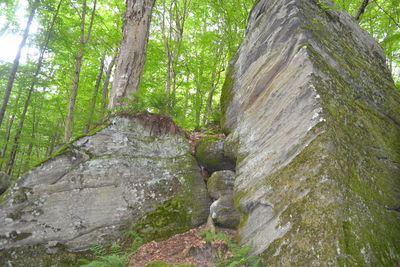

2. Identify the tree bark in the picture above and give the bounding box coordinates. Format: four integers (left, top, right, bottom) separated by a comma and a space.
101, 50, 118, 117
0, 86, 23, 170
160, 0, 187, 106
108, 0, 156, 108
0, 0, 39, 128
84, 54, 105, 133
22, 104, 37, 173
355, 0, 369, 21
64, 0, 97, 142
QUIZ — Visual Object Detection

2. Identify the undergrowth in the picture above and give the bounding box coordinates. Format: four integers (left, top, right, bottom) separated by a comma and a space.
77, 231, 143, 267
111, 89, 221, 131
199, 230, 264, 267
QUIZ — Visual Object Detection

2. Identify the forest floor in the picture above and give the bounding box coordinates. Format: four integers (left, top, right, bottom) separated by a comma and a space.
127, 224, 237, 267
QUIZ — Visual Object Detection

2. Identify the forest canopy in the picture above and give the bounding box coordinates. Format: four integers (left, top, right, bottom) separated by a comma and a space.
0, 0, 399, 178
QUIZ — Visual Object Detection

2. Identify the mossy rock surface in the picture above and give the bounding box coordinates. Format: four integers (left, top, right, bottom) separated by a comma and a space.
0, 114, 210, 265
222, 0, 400, 265
0, 243, 92, 267
207, 170, 235, 200
195, 136, 235, 173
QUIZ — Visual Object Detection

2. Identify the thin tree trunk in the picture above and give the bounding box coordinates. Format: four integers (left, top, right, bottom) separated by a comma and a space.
170, 0, 187, 105
194, 68, 204, 130
0, 0, 39, 128
203, 71, 221, 125
108, 0, 156, 108
24, 84, 47, 171
160, 0, 187, 105
355, 0, 369, 21
101, 50, 118, 118
84, 54, 105, 133
22, 104, 37, 172
64, 0, 97, 142
5, 0, 63, 174
0, 86, 23, 170
47, 122, 62, 156
203, 48, 225, 125
161, 0, 172, 94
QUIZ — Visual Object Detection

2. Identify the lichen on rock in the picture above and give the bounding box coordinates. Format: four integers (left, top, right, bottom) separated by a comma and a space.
222, 0, 400, 265
0, 113, 210, 266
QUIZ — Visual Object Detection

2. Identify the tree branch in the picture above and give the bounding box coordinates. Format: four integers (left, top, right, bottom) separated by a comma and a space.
355, 0, 369, 21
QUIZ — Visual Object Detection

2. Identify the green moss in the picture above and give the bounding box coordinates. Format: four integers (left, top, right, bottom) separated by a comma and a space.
0, 243, 93, 267
227, 1, 400, 265
223, 134, 239, 163
130, 163, 208, 242
0, 187, 11, 205
195, 136, 221, 168
295, 37, 400, 266
195, 136, 235, 172
130, 195, 192, 242
31, 121, 111, 170
145, 261, 197, 267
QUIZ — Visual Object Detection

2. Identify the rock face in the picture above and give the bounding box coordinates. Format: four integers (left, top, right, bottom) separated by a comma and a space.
0, 171, 10, 194
0, 114, 210, 266
222, 0, 400, 265
208, 170, 240, 228
195, 136, 235, 173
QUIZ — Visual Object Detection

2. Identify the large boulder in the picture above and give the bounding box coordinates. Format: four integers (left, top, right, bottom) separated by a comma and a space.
195, 136, 235, 173
0, 114, 210, 266
222, 0, 400, 265
207, 170, 240, 228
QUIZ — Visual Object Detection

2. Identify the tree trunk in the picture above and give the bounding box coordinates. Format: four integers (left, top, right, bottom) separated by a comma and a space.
84, 54, 105, 133
6, 0, 63, 174
0, 86, 23, 170
0, 0, 39, 128
47, 122, 62, 156
101, 50, 118, 117
161, 0, 172, 94
203, 71, 220, 125
64, 0, 97, 142
108, 0, 156, 108
355, 0, 369, 21
160, 0, 187, 106
22, 104, 37, 173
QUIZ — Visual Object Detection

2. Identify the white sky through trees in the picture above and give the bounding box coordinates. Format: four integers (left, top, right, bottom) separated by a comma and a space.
0, 0, 38, 63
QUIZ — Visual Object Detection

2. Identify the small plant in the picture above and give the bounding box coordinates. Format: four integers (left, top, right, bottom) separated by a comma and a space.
199, 230, 264, 267
78, 254, 127, 267
125, 230, 143, 253
110, 242, 123, 254
90, 243, 107, 256
317, 0, 340, 11
78, 233, 142, 267
200, 230, 228, 243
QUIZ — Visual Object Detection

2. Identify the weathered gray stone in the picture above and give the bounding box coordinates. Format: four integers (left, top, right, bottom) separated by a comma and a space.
0, 114, 210, 266
210, 195, 240, 229
207, 170, 235, 200
222, 0, 400, 265
195, 136, 235, 173
0, 171, 10, 195
207, 171, 240, 229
